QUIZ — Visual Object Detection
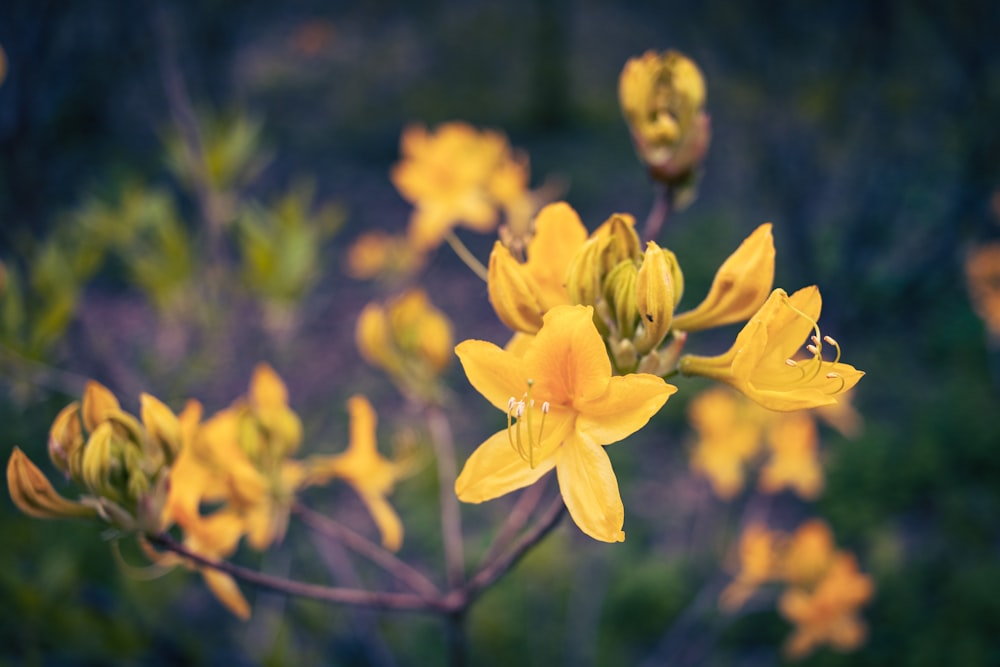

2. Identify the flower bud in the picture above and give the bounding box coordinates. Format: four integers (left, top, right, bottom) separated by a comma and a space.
81, 380, 120, 433
634, 242, 677, 355
619, 50, 710, 188
604, 260, 640, 340
48, 401, 83, 477
141, 393, 184, 465
488, 242, 545, 333
81, 422, 121, 502
6, 447, 97, 520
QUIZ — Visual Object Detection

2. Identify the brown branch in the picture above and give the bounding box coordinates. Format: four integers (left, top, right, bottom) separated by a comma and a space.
146, 533, 449, 614
464, 495, 566, 602
642, 183, 673, 243
426, 406, 466, 590
475, 476, 549, 570
293, 502, 441, 600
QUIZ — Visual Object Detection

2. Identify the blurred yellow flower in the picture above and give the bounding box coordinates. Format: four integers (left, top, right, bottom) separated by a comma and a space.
672, 223, 775, 332
305, 396, 406, 551
687, 386, 860, 500
618, 50, 711, 191
965, 241, 1000, 341
455, 304, 676, 542
356, 288, 453, 401
719, 522, 784, 611
487, 202, 588, 334
687, 388, 762, 499
779, 553, 874, 659
782, 519, 836, 587
680, 287, 864, 411
758, 412, 823, 499
391, 122, 529, 250
345, 230, 426, 282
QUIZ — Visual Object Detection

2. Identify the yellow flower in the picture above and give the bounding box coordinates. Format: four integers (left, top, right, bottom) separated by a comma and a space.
618, 50, 711, 188
487, 202, 588, 334
719, 522, 784, 612
965, 241, 1000, 341
305, 396, 406, 551
672, 223, 775, 332
782, 519, 836, 587
345, 230, 426, 282
758, 412, 823, 499
356, 289, 454, 400
779, 553, 874, 659
454, 304, 676, 542
679, 287, 864, 411
687, 387, 762, 499
391, 122, 525, 250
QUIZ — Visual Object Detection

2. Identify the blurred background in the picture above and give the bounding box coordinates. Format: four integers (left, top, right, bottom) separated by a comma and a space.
1, 0, 999, 665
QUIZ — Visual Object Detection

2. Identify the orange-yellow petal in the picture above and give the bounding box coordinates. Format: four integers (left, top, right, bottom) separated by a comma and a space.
574, 373, 676, 445
556, 433, 625, 543
455, 340, 526, 412
523, 305, 610, 405
455, 429, 557, 503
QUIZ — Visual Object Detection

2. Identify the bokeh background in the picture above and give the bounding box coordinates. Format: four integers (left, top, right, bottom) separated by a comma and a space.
2, 1, 999, 665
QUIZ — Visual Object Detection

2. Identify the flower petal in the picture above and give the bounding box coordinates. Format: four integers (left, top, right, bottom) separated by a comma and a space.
523, 305, 610, 405
455, 429, 556, 503
574, 373, 675, 445
456, 340, 526, 412
202, 569, 251, 620
556, 433, 625, 542
358, 491, 404, 552
525, 202, 588, 309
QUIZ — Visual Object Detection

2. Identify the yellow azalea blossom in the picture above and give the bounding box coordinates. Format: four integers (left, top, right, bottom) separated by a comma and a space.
391, 122, 524, 250
687, 388, 761, 499
305, 396, 406, 551
488, 202, 588, 334
782, 519, 836, 587
455, 304, 676, 542
356, 289, 454, 401
758, 412, 823, 499
779, 553, 874, 659
680, 287, 864, 411
719, 522, 785, 612
618, 50, 710, 188
672, 223, 775, 332
965, 241, 1000, 340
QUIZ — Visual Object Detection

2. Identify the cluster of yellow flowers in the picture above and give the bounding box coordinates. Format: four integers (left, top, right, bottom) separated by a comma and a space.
687, 385, 861, 500
8, 366, 406, 618
7, 46, 878, 659
721, 520, 874, 659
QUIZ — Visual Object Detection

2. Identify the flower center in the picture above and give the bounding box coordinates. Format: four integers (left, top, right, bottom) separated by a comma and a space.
506, 379, 550, 468
780, 294, 846, 393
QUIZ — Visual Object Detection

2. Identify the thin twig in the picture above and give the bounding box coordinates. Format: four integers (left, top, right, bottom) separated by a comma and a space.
464, 494, 566, 601
146, 533, 448, 613
426, 406, 465, 590
475, 476, 549, 569
293, 502, 441, 599
443, 231, 489, 282
642, 183, 673, 243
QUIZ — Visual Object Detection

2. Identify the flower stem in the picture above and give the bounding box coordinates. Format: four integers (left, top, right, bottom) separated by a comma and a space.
427, 406, 466, 591
464, 495, 566, 602
444, 231, 489, 282
475, 477, 549, 569
146, 533, 447, 613
642, 183, 674, 243
293, 502, 441, 599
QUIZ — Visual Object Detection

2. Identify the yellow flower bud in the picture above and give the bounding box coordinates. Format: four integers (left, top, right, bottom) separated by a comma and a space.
565, 214, 640, 307
141, 393, 184, 465
619, 50, 711, 186
634, 242, 676, 355
604, 260, 640, 340
356, 302, 398, 373
81, 380, 120, 433
6, 447, 97, 520
81, 422, 120, 502
488, 241, 546, 333
48, 401, 83, 477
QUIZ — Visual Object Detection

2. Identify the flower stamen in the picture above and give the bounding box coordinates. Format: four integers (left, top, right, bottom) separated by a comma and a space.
505, 380, 549, 468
